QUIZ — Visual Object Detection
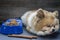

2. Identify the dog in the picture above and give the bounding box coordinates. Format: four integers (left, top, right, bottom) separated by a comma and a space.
21, 8, 59, 35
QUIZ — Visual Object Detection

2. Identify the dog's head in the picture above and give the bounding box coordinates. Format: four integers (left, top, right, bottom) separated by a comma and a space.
34, 8, 59, 35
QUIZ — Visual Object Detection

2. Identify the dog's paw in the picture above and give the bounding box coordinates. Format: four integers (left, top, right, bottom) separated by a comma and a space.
26, 26, 31, 32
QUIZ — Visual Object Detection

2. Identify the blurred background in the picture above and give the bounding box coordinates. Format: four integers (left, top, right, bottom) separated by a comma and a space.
0, 0, 60, 23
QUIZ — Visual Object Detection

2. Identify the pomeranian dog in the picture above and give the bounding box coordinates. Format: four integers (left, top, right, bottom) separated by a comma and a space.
21, 8, 59, 35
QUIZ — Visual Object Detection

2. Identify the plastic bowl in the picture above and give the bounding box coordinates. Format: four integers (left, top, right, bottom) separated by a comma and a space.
0, 19, 23, 35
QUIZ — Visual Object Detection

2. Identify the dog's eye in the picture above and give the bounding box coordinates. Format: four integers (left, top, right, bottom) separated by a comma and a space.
53, 25, 55, 28
42, 30, 46, 32
52, 25, 55, 28
47, 25, 51, 27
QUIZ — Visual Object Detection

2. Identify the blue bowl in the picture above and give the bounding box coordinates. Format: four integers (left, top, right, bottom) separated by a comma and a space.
0, 19, 23, 35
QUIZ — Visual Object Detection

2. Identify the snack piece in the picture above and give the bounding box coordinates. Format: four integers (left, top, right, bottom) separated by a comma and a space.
9, 19, 18, 26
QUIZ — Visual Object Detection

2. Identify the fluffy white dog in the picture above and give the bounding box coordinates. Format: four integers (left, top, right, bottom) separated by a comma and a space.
21, 8, 59, 36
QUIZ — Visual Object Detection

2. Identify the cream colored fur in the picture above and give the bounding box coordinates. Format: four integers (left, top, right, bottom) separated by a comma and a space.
21, 8, 59, 35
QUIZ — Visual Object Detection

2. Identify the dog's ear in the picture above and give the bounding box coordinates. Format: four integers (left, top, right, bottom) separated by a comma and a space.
36, 9, 45, 19
53, 11, 58, 17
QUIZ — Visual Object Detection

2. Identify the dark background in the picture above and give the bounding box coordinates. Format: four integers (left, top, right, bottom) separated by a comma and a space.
0, 0, 60, 22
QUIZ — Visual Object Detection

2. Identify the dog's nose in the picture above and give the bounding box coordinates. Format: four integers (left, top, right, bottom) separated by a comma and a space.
52, 29, 55, 32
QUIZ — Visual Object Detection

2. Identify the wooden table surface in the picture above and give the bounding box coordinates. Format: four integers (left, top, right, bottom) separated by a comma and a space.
0, 25, 60, 40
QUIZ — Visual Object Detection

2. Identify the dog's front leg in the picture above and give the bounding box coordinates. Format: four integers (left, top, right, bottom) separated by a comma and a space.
26, 26, 31, 32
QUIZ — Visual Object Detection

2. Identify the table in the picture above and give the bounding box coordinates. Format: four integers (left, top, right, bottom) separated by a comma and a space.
0, 25, 60, 40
